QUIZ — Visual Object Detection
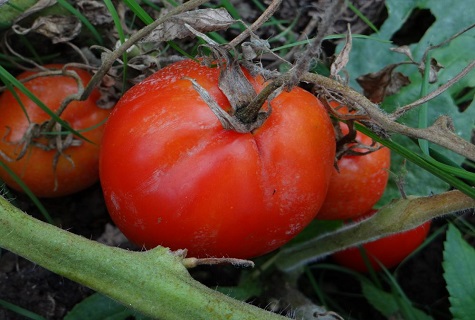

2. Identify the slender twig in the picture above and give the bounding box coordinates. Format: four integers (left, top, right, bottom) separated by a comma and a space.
286, 0, 345, 88
43, 68, 85, 134
305, 71, 475, 162
226, 0, 283, 49
421, 22, 475, 64
79, 0, 211, 101
390, 60, 475, 120
271, 11, 320, 68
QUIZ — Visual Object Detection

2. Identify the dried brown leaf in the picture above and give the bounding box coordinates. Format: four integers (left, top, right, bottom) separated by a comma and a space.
77, 0, 113, 26
390, 45, 415, 62
206, 46, 257, 113
357, 64, 411, 103
419, 57, 444, 84
241, 37, 271, 61
12, 0, 57, 23
141, 8, 234, 43
330, 25, 352, 81
13, 15, 81, 43
219, 60, 257, 112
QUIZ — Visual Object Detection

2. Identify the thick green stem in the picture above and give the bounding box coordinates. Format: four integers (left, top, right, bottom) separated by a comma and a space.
276, 190, 475, 271
0, 196, 286, 320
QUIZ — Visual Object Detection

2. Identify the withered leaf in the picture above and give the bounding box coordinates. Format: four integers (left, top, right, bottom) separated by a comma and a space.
77, 0, 113, 26
390, 45, 415, 62
419, 57, 444, 84
241, 37, 271, 61
13, 15, 81, 43
330, 25, 352, 80
12, 0, 57, 24
219, 60, 257, 112
206, 46, 257, 113
357, 64, 411, 103
140, 8, 235, 43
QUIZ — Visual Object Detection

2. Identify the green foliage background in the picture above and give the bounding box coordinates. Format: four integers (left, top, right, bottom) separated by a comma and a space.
342, 0, 475, 202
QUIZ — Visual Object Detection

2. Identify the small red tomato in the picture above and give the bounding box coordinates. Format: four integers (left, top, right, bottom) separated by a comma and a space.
332, 211, 431, 272
99, 59, 336, 259
0, 64, 110, 197
316, 123, 390, 220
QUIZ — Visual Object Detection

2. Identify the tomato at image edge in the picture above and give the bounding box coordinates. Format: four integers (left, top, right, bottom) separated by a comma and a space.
0, 64, 111, 197
316, 120, 391, 220
332, 210, 432, 272
99, 59, 336, 259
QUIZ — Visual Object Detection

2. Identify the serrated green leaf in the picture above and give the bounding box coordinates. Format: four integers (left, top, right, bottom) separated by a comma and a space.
443, 224, 475, 320
64, 293, 151, 320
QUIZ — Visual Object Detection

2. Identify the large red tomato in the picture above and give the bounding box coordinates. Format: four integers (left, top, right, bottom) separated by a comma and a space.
317, 123, 390, 220
99, 59, 336, 259
332, 210, 431, 272
0, 64, 110, 197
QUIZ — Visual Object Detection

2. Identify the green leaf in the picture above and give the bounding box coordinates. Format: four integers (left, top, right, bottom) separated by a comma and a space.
216, 270, 262, 301
361, 280, 398, 317
361, 280, 432, 320
342, 0, 475, 200
285, 219, 343, 246
0, 298, 46, 320
64, 293, 151, 320
443, 224, 475, 320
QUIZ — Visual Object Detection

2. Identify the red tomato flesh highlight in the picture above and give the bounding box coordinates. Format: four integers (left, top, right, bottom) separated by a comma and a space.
99, 60, 336, 259
317, 123, 391, 220
0, 64, 110, 197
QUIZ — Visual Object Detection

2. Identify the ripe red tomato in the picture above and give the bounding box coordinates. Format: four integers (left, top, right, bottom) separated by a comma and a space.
332, 211, 431, 272
0, 64, 110, 197
99, 59, 336, 259
316, 123, 390, 220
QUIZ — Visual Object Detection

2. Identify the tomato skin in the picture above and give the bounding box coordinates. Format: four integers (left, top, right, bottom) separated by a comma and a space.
316, 124, 390, 220
332, 212, 431, 272
99, 59, 336, 259
0, 64, 110, 197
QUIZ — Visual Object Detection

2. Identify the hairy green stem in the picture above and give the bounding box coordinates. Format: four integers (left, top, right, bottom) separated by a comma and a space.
275, 190, 475, 271
0, 196, 286, 320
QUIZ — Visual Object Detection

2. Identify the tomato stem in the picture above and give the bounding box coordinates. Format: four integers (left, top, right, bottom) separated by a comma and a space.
234, 79, 280, 125
0, 196, 287, 320
43, 68, 84, 134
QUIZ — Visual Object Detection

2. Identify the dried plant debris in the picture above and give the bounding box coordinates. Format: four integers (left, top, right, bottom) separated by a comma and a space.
11, 0, 58, 23
140, 8, 235, 43
391, 45, 444, 83
13, 15, 82, 43
357, 64, 411, 103
330, 26, 352, 82
76, 0, 113, 26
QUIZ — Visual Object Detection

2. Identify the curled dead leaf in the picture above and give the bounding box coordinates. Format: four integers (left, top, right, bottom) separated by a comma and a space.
330, 25, 352, 81
241, 37, 271, 61
390, 45, 444, 84
419, 57, 444, 84
140, 8, 235, 43
357, 64, 411, 103
12, 15, 81, 43
77, 0, 113, 26
12, 0, 57, 24
390, 45, 415, 62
